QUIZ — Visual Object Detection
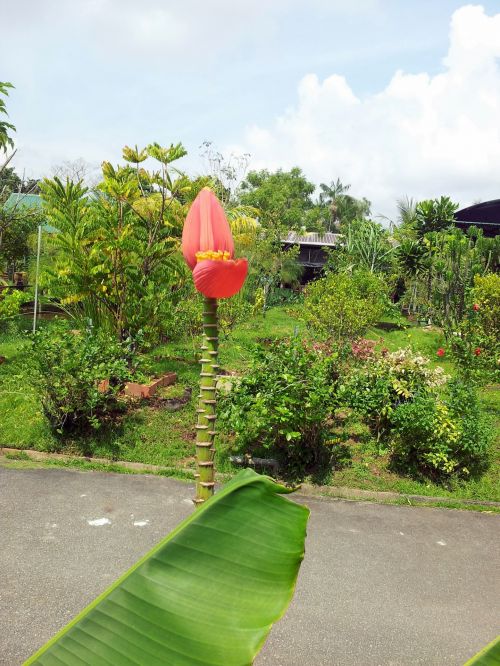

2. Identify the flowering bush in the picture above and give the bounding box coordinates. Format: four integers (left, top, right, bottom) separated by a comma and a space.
448, 273, 500, 381
350, 338, 377, 361
337, 347, 448, 435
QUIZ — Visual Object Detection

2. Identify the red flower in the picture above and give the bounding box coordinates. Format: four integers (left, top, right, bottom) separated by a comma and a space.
436, 348, 445, 357
472, 303, 480, 311
474, 347, 482, 356
182, 188, 247, 299
193, 258, 248, 299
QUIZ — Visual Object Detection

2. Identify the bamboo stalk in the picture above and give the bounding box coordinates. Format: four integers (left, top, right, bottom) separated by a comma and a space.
193, 296, 218, 506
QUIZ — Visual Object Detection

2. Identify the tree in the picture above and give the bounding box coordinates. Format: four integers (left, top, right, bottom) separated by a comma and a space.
428, 227, 498, 330
239, 167, 317, 230
0, 82, 15, 154
0, 173, 42, 272
40, 143, 196, 342
303, 270, 389, 343
395, 196, 418, 231
199, 141, 251, 207
245, 231, 303, 310
415, 196, 458, 236
51, 158, 101, 188
318, 178, 371, 230
0, 166, 21, 200
395, 238, 427, 312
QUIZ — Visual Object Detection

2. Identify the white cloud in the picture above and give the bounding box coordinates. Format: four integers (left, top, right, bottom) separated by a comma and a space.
232, 4, 500, 221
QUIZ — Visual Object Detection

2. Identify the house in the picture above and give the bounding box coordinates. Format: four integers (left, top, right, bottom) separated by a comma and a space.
281, 231, 341, 282
454, 199, 500, 237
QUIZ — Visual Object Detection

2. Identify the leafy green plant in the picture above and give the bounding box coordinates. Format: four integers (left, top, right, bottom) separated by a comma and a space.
26, 469, 309, 666
448, 273, 500, 381
302, 270, 389, 343
338, 218, 394, 274
415, 196, 458, 236
218, 292, 253, 338
472, 273, 500, 339
220, 337, 337, 476
390, 380, 492, 479
0, 288, 24, 332
29, 321, 149, 432
240, 229, 303, 313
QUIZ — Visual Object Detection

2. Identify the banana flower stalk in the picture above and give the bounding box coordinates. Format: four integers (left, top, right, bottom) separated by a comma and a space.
182, 188, 248, 505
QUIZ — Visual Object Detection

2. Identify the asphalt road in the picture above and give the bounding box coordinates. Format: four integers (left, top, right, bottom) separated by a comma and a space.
0, 467, 499, 665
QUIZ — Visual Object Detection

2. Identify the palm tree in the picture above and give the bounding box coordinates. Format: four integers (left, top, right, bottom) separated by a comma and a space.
319, 179, 371, 230
319, 179, 350, 231
396, 196, 417, 229
0, 82, 15, 154
395, 238, 427, 313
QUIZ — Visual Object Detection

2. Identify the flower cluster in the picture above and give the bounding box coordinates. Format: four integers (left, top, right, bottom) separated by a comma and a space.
351, 338, 377, 361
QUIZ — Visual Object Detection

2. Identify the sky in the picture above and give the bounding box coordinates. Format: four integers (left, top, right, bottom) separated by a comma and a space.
3, 1, 500, 221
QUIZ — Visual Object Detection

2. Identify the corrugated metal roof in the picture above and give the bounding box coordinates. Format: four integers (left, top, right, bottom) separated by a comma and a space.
4, 193, 42, 209
281, 231, 342, 246
4, 193, 58, 233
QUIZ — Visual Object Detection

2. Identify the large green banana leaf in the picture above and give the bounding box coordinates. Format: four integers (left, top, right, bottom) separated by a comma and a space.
25, 469, 309, 666
465, 635, 500, 666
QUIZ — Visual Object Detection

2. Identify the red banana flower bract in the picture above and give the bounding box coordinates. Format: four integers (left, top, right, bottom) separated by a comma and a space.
182, 188, 248, 299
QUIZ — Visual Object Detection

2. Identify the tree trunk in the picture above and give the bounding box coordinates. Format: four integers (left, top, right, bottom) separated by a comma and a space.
193, 297, 218, 506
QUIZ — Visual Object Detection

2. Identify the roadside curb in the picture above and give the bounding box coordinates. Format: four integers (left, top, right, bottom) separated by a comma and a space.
0, 447, 194, 478
295, 483, 500, 507
1, 447, 499, 508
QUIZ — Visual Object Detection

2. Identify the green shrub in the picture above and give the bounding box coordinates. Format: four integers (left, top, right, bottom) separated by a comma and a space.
0, 289, 25, 332
390, 380, 492, 479
448, 273, 500, 381
29, 321, 149, 432
302, 270, 389, 343
219, 338, 337, 476
337, 347, 448, 435
218, 294, 253, 339
161, 293, 203, 342
472, 273, 500, 339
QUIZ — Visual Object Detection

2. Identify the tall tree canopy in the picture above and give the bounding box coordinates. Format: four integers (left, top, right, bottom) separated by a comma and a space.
238, 167, 318, 230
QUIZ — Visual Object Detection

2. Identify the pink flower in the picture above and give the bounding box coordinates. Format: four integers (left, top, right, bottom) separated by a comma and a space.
182, 188, 248, 299
472, 303, 480, 311
474, 347, 482, 356
436, 348, 445, 357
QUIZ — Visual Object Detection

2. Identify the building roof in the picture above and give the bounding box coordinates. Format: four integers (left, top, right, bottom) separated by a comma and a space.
281, 231, 342, 247
3, 193, 58, 233
454, 200, 500, 237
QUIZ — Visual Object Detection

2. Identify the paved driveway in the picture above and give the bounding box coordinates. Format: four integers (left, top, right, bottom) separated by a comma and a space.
0, 467, 498, 665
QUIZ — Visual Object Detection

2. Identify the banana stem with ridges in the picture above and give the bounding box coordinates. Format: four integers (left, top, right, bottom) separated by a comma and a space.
193, 296, 218, 506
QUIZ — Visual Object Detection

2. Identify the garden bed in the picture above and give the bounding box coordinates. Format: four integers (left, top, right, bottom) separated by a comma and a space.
1, 307, 498, 503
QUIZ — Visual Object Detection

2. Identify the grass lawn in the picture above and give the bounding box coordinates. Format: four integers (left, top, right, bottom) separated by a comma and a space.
1, 308, 498, 504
